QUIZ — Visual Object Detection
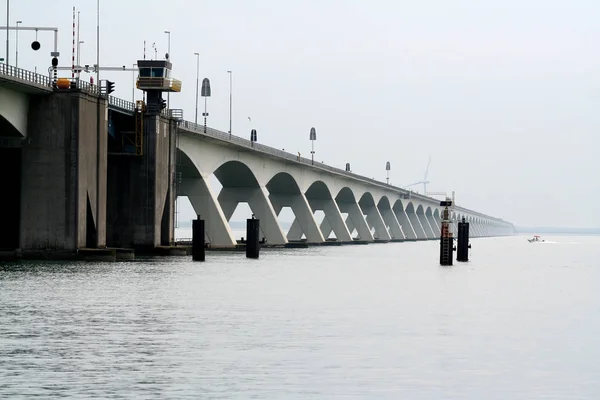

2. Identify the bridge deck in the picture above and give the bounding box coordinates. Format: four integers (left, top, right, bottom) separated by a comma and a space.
0, 64, 509, 225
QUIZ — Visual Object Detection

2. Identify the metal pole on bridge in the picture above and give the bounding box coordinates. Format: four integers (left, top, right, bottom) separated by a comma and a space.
5, 0, 9, 66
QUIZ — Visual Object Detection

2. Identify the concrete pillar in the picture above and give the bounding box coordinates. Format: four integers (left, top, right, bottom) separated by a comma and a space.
417, 210, 435, 239
218, 186, 287, 245
338, 201, 373, 241
393, 206, 416, 240
21, 91, 107, 254
309, 198, 352, 242
179, 178, 236, 246
287, 218, 304, 240
407, 208, 427, 240
363, 205, 392, 241
426, 211, 440, 237
378, 207, 404, 240
269, 193, 324, 243
106, 113, 175, 249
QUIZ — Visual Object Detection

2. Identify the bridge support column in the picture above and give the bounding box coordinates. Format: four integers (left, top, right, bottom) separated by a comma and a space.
363, 205, 392, 241
308, 199, 352, 242
269, 193, 324, 243
20, 92, 107, 253
417, 211, 435, 239
426, 211, 440, 237
393, 206, 416, 240
379, 208, 403, 240
218, 187, 287, 245
286, 218, 304, 240
180, 178, 236, 246
407, 209, 427, 240
106, 115, 176, 249
337, 202, 373, 241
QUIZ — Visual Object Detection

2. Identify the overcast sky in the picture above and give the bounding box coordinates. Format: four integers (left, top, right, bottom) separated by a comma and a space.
6, 0, 599, 228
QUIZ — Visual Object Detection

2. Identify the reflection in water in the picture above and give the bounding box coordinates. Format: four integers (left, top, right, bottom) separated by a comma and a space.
1, 236, 600, 399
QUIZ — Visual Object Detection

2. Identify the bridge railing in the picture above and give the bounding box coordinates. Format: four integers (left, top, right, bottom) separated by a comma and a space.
0, 63, 51, 88
108, 96, 135, 112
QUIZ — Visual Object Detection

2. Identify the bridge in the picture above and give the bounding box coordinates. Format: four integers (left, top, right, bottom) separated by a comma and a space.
0, 62, 514, 257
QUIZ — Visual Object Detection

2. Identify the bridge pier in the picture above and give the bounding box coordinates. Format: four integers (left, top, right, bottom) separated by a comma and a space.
337, 201, 373, 241
377, 202, 404, 240
426, 210, 440, 237
17, 91, 107, 254
417, 208, 435, 239
218, 187, 287, 245
179, 177, 236, 246
269, 193, 324, 243
393, 204, 417, 240
308, 198, 352, 242
360, 201, 391, 241
106, 115, 176, 250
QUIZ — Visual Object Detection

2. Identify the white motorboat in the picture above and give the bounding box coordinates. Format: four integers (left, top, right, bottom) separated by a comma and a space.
528, 235, 545, 243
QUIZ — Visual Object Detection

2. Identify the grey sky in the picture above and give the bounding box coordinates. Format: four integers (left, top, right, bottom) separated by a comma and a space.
6, 0, 599, 228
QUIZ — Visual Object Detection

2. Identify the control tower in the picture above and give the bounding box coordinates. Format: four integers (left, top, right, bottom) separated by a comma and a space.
136, 60, 181, 114
106, 60, 182, 251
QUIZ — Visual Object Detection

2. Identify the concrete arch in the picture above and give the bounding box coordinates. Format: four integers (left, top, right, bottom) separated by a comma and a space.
416, 204, 435, 239
214, 161, 286, 244
425, 206, 440, 237
0, 86, 29, 137
377, 196, 403, 240
306, 181, 352, 241
405, 202, 427, 240
330, 187, 371, 240
267, 172, 324, 243
359, 192, 390, 240
392, 199, 416, 240
175, 149, 237, 246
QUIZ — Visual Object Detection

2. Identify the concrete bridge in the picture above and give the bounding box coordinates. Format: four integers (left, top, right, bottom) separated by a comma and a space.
0, 63, 514, 256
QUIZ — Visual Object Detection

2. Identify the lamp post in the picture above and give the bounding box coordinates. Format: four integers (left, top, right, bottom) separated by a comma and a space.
227, 70, 232, 138
386, 161, 391, 185
5, 0, 9, 65
201, 77, 211, 133
15, 20, 21, 68
194, 52, 199, 124
164, 30, 170, 110
132, 63, 136, 103
309, 127, 316, 165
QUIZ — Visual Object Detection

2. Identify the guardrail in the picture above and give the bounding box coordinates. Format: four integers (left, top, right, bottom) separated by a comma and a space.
0, 63, 52, 89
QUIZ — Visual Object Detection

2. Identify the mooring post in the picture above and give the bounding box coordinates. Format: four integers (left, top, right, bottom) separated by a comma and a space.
456, 217, 471, 262
192, 215, 205, 262
246, 215, 260, 259
439, 199, 454, 266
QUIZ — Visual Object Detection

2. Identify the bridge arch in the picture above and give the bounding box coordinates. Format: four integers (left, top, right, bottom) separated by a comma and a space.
358, 192, 389, 240
306, 181, 352, 241
0, 86, 28, 137
266, 172, 324, 243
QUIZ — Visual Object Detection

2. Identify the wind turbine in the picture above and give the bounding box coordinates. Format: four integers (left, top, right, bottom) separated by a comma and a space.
403, 156, 431, 194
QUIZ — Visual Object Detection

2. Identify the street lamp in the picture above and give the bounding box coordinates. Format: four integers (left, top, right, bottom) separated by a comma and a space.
164, 30, 170, 109
15, 20, 21, 68
386, 161, 391, 185
309, 127, 316, 165
194, 52, 199, 124
201, 77, 211, 133
227, 70, 232, 138
5, 0, 9, 65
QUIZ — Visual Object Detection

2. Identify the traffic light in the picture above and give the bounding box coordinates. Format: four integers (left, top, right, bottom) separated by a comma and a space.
106, 80, 115, 95
160, 99, 167, 110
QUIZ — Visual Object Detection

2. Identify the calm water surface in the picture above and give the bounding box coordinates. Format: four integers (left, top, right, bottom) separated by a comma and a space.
1, 236, 599, 399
